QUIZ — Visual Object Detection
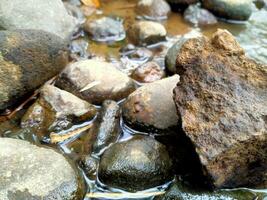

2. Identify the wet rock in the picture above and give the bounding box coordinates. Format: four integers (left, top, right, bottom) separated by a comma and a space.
98, 135, 173, 192
64, 2, 86, 25
55, 59, 136, 105
184, 4, 217, 26
173, 29, 267, 188
165, 30, 202, 74
131, 61, 165, 83
122, 75, 179, 134
86, 100, 121, 155
127, 21, 167, 45
155, 181, 262, 200
69, 38, 90, 61
84, 17, 126, 42
136, 0, 171, 20
166, 0, 198, 10
0, 138, 84, 200
254, 0, 267, 9
202, 0, 253, 21
21, 85, 97, 137
0, 0, 78, 40
80, 155, 98, 179
0, 30, 68, 111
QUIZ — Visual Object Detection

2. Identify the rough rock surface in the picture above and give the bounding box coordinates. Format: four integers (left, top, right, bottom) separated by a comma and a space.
173, 29, 267, 188
122, 75, 180, 134
0, 0, 77, 40
55, 59, 136, 105
98, 135, 173, 192
127, 21, 167, 45
136, 0, 171, 20
0, 30, 68, 111
21, 85, 97, 137
0, 138, 84, 200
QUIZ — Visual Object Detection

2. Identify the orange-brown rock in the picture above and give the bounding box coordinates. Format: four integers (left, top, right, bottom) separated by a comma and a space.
173, 29, 267, 189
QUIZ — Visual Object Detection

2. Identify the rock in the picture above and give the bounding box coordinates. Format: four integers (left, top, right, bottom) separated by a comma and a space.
166, 0, 198, 10
86, 100, 121, 155
0, 138, 84, 200
0, 30, 68, 111
122, 75, 180, 134
98, 135, 173, 192
173, 29, 267, 188
84, 17, 126, 42
69, 38, 90, 61
184, 4, 217, 26
202, 0, 253, 21
80, 155, 98, 179
254, 0, 267, 9
55, 59, 136, 105
136, 0, 171, 20
0, 0, 77, 40
131, 61, 165, 83
64, 2, 86, 25
21, 85, 97, 137
155, 181, 263, 200
127, 21, 167, 45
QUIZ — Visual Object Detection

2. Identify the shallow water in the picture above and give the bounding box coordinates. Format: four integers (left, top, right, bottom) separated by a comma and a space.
1, 0, 267, 199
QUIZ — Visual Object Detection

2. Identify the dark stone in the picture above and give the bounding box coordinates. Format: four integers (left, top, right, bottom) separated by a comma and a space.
98, 135, 173, 192
0, 30, 68, 111
173, 29, 267, 188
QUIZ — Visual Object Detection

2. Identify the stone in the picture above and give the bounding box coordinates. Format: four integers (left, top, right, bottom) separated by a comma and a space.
173, 29, 267, 188
80, 155, 98, 179
165, 30, 202, 74
64, 2, 86, 25
98, 135, 173, 192
155, 181, 263, 200
166, 0, 198, 6
69, 38, 90, 61
202, 0, 253, 21
86, 100, 121, 155
0, 30, 68, 111
55, 59, 136, 105
84, 17, 126, 42
127, 21, 167, 45
122, 75, 180, 134
136, 0, 171, 20
21, 85, 97, 137
131, 61, 165, 83
0, 138, 84, 200
0, 0, 78, 40
184, 4, 217, 25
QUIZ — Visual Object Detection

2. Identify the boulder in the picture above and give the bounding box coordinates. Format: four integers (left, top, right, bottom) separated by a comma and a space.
136, 0, 171, 20
127, 21, 167, 45
84, 17, 125, 42
184, 4, 217, 26
98, 135, 173, 192
173, 29, 267, 188
122, 75, 180, 134
21, 85, 97, 137
0, 30, 68, 111
202, 0, 253, 21
0, 138, 84, 200
55, 59, 136, 105
0, 0, 77, 40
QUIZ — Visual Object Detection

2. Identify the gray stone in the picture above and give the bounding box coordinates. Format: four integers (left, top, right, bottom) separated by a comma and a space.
0, 30, 68, 111
98, 135, 173, 192
55, 59, 136, 105
0, 138, 84, 200
0, 0, 78, 40
127, 21, 167, 45
174, 29, 267, 188
122, 75, 180, 134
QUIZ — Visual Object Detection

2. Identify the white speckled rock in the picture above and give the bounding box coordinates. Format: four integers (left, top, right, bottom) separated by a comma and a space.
0, 138, 84, 200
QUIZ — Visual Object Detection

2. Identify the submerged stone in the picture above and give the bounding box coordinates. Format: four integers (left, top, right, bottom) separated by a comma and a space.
98, 135, 173, 192
0, 30, 68, 111
173, 29, 267, 188
0, 138, 84, 200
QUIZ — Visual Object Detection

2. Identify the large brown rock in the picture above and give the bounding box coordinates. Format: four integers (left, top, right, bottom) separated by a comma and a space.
173, 29, 267, 189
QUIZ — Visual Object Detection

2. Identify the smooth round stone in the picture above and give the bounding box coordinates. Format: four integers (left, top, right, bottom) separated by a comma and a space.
98, 135, 173, 192
0, 138, 84, 200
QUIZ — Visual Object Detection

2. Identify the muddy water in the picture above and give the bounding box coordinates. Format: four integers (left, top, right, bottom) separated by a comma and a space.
1, 0, 267, 199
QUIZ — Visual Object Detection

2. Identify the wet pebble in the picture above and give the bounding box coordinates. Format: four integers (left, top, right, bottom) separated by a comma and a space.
98, 135, 173, 192
80, 155, 98, 179
69, 38, 90, 60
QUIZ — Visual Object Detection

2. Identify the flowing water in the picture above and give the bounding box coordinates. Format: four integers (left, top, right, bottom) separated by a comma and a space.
0, 0, 267, 199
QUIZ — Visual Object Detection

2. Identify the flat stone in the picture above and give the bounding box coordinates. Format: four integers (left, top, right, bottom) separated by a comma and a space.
0, 138, 84, 200
173, 29, 267, 188
0, 30, 68, 111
